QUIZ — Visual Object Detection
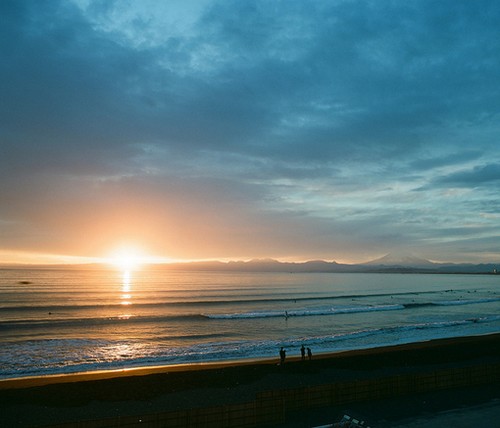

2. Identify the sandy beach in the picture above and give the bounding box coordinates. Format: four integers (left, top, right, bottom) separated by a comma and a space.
1, 333, 499, 427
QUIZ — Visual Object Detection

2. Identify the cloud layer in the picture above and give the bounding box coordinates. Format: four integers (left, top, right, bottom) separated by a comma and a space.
1, 0, 500, 263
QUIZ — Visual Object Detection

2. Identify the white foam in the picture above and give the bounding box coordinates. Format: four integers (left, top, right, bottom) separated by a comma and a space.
205, 304, 404, 319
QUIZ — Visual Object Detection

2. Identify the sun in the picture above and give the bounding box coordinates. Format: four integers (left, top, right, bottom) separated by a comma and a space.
108, 247, 145, 271
106, 246, 171, 270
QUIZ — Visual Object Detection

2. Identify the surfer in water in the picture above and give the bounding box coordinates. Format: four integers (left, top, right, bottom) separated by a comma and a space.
285, 310, 288, 319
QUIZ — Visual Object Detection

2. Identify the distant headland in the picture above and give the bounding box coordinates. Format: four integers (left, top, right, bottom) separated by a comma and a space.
157, 253, 499, 274
1, 253, 498, 274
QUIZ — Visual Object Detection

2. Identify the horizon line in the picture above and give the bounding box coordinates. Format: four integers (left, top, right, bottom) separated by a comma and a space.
1, 256, 498, 268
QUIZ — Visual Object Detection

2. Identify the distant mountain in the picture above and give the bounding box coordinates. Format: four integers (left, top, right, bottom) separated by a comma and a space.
363, 252, 435, 268
434, 263, 499, 274
159, 255, 499, 274
163, 258, 351, 273
2, 257, 497, 274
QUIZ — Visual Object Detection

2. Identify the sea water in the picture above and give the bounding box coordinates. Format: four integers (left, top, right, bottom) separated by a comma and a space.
1, 267, 499, 379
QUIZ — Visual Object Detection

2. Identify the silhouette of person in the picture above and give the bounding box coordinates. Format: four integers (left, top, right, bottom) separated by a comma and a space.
307, 347, 312, 361
301, 344, 306, 361
279, 347, 286, 365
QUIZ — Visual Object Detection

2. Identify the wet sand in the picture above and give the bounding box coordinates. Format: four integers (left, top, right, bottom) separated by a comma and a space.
1, 333, 499, 427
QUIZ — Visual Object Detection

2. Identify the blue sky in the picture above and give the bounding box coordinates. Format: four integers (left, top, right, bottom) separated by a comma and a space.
1, 0, 499, 264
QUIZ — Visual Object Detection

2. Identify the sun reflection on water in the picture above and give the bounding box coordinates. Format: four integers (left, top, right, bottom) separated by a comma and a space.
121, 270, 132, 306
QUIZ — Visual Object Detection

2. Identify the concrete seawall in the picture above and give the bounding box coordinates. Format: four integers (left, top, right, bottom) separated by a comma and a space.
46, 362, 500, 428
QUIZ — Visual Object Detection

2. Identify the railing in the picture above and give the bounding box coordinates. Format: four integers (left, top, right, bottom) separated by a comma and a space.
47, 362, 500, 428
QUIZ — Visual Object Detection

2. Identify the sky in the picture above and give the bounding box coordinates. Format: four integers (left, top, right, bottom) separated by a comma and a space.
1, 0, 500, 265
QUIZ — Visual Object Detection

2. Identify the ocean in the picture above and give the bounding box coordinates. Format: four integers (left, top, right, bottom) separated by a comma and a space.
1, 267, 499, 379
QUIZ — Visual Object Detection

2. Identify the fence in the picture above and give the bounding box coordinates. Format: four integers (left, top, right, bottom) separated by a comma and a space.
47, 362, 500, 428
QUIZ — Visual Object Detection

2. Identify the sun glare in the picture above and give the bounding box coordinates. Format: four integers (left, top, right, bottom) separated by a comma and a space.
106, 246, 170, 270
108, 248, 145, 271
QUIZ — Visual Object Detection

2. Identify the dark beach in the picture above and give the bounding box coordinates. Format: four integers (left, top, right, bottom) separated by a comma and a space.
1, 333, 499, 427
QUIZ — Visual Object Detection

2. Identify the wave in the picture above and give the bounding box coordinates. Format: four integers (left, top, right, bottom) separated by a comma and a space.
0, 314, 207, 331
194, 314, 500, 356
436, 297, 500, 306
2, 314, 500, 379
404, 297, 500, 308
2, 296, 499, 330
0, 289, 450, 312
204, 297, 500, 319
282, 315, 500, 352
204, 304, 404, 319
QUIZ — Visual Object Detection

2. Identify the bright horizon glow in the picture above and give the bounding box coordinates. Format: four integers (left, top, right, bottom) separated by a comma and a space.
0, 250, 102, 266
0, 249, 174, 267
0, 249, 493, 267
108, 248, 143, 271
105, 246, 173, 270
0, 249, 363, 266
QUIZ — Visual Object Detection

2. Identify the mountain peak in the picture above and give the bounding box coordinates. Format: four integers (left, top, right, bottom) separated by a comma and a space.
365, 252, 434, 267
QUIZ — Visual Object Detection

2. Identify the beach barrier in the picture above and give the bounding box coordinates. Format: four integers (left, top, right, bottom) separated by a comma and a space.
256, 362, 500, 413
44, 362, 500, 428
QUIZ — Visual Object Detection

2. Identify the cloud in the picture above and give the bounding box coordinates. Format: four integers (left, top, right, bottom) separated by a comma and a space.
431, 163, 500, 188
1, 0, 500, 263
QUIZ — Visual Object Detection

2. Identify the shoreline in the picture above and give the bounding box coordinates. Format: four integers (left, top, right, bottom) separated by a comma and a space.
1, 332, 499, 427
1, 332, 499, 390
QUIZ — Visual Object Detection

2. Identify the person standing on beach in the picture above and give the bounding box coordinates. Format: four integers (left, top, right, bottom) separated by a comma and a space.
279, 347, 286, 365
301, 344, 306, 361
307, 347, 312, 361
